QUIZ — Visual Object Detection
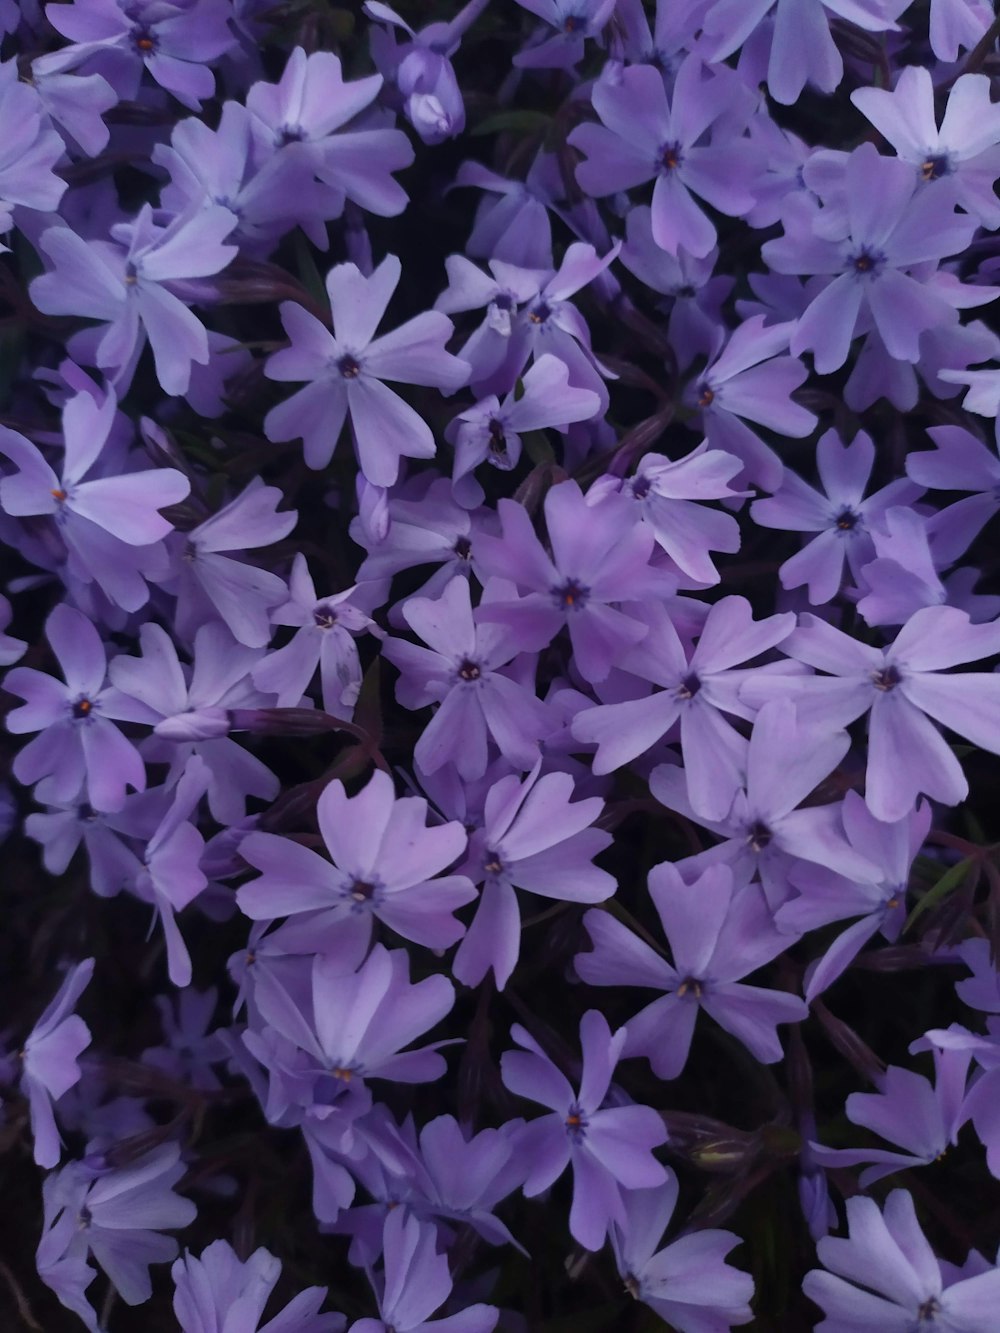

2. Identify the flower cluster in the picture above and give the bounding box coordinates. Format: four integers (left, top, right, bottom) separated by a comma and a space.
0, 0, 999, 1328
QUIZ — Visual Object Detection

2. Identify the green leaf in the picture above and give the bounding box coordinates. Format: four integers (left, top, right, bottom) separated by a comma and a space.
523, 429, 555, 465
471, 110, 550, 137
905, 856, 972, 932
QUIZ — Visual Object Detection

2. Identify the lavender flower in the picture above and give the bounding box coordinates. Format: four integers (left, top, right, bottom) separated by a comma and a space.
20, 958, 94, 1168
501, 1009, 668, 1250
265, 254, 469, 484
173, 1239, 345, 1333
237, 768, 475, 953
577, 862, 807, 1077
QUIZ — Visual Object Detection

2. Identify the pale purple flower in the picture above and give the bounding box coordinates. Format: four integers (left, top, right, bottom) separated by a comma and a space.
29, 64, 117, 158
452, 760, 615, 989
0, 593, 25, 665
20, 959, 94, 1168
0, 58, 67, 246
763, 144, 978, 373
264, 254, 469, 484
751, 429, 924, 605
445, 353, 600, 507
611, 1175, 755, 1332
382, 576, 553, 780
739, 606, 1000, 822
651, 700, 878, 907
474, 481, 662, 683
252, 554, 381, 717
0, 386, 190, 612
246, 47, 413, 218
577, 862, 807, 1077
6, 602, 146, 812
803, 1189, 1000, 1330
573, 597, 794, 819
36, 1143, 197, 1331
568, 57, 757, 258
30, 205, 239, 396
169, 478, 296, 648
685, 315, 816, 491
351, 1210, 498, 1332
852, 69, 1000, 229
238, 768, 475, 954
929, 0, 994, 61
173, 1239, 345, 1333
776, 792, 931, 1002
39, 0, 236, 109
512, 0, 615, 69
452, 156, 555, 268
433, 255, 548, 385
501, 1009, 668, 1251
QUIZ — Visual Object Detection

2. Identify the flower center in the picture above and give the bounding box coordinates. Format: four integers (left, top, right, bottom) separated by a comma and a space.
698, 383, 715, 408
338, 354, 362, 379
453, 535, 472, 560
565, 1104, 588, 1140
872, 665, 901, 691
746, 820, 772, 852
51, 487, 68, 502
488, 418, 508, 456
660, 141, 683, 172
835, 508, 859, 531
313, 605, 338, 629
917, 1297, 941, 1322
552, 578, 589, 610
132, 25, 157, 52
457, 658, 481, 682
528, 301, 551, 325
921, 154, 950, 181
483, 851, 504, 875
849, 247, 885, 277
348, 879, 379, 905
631, 475, 652, 500
624, 1273, 641, 1299
72, 697, 94, 720
676, 976, 703, 998
676, 673, 701, 700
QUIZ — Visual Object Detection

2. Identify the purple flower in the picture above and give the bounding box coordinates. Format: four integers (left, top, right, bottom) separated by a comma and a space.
6, 602, 146, 812
252, 554, 382, 717
39, 0, 236, 109
573, 597, 795, 820
445, 353, 600, 506
512, 0, 615, 69
776, 792, 931, 1001
382, 576, 553, 780
452, 761, 615, 989
762, 143, 977, 373
702, 0, 908, 105
351, 1210, 498, 1332
852, 69, 1000, 229
109, 620, 279, 823
37, 1143, 197, 1331
451, 156, 555, 268
651, 700, 878, 907
811, 1046, 974, 1185
0, 59, 67, 245
929, 0, 994, 61
246, 47, 413, 218
751, 428, 924, 604
577, 862, 806, 1077
264, 254, 469, 484
30, 205, 239, 395
906, 424, 1000, 534
591, 444, 744, 585
501, 1009, 668, 1251
173, 1239, 345, 1333
238, 769, 475, 953
169, 478, 296, 648
569, 58, 756, 258
0, 386, 190, 612
474, 481, 661, 684
0, 592, 26, 665
20, 958, 94, 1168
611, 1175, 755, 1331
739, 606, 1000, 821
685, 315, 816, 492
803, 1189, 1000, 1330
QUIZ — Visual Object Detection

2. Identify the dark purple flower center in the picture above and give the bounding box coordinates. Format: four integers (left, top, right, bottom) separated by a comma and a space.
492, 292, 514, 312
921, 154, 950, 181
872, 665, 901, 691
131, 24, 158, 53
917, 1297, 941, 1321
565, 1104, 588, 1141
124, 262, 139, 286
676, 673, 701, 700
697, 383, 715, 408
631, 475, 652, 500
552, 578, 589, 611
453, 535, 472, 560
660, 141, 684, 172
277, 124, 306, 145
835, 508, 859, 531
624, 1273, 641, 1299
676, 976, 703, 999
746, 820, 772, 852
488, 418, 508, 455
528, 301, 551, 325
313, 605, 338, 629
78, 1204, 93, 1229
348, 878, 380, 906
563, 13, 583, 32
483, 850, 504, 875
72, 697, 95, 721
848, 247, 885, 277
457, 658, 482, 681
77, 803, 97, 822
338, 354, 362, 378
